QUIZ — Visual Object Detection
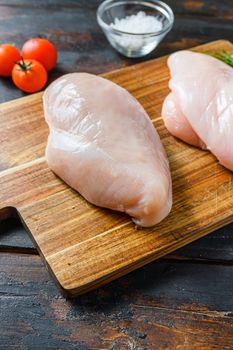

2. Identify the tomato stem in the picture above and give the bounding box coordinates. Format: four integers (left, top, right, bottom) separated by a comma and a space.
15, 57, 32, 71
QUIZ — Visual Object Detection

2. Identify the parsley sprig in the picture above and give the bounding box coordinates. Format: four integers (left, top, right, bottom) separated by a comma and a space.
207, 50, 233, 67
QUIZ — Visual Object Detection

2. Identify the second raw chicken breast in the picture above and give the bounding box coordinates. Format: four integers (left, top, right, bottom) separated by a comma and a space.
43, 73, 172, 227
162, 51, 233, 171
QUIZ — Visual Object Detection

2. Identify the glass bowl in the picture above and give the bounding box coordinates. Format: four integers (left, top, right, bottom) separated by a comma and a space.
97, 0, 174, 58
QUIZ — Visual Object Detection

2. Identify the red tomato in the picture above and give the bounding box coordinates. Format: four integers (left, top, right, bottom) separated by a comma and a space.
12, 58, 47, 93
22, 38, 57, 71
0, 44, 21, 77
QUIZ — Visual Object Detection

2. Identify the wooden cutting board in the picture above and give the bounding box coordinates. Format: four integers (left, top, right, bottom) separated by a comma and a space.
0, 40, 233, 297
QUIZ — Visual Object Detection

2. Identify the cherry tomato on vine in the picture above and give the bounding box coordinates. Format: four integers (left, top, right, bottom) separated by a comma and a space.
12, 58, 47, 93
0, 44, 21, 76
22, 38, 57, 71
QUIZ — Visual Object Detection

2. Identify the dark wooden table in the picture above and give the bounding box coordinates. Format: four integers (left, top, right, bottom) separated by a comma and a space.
1, 1, 233, 349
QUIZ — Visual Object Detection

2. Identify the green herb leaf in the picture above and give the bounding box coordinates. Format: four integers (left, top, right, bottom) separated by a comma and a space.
206, 50, 233, 67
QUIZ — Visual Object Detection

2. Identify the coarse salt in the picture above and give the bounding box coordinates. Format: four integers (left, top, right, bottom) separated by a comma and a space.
110, 11, 163, 51
110, 11, 162, 34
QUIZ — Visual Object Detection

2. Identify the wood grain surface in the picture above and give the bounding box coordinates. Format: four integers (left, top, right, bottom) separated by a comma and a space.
0, 40, 232, 297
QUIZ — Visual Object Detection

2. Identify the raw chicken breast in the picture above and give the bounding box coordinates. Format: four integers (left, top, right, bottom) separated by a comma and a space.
162, 51, 233, 171
43, 73, 172, 227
